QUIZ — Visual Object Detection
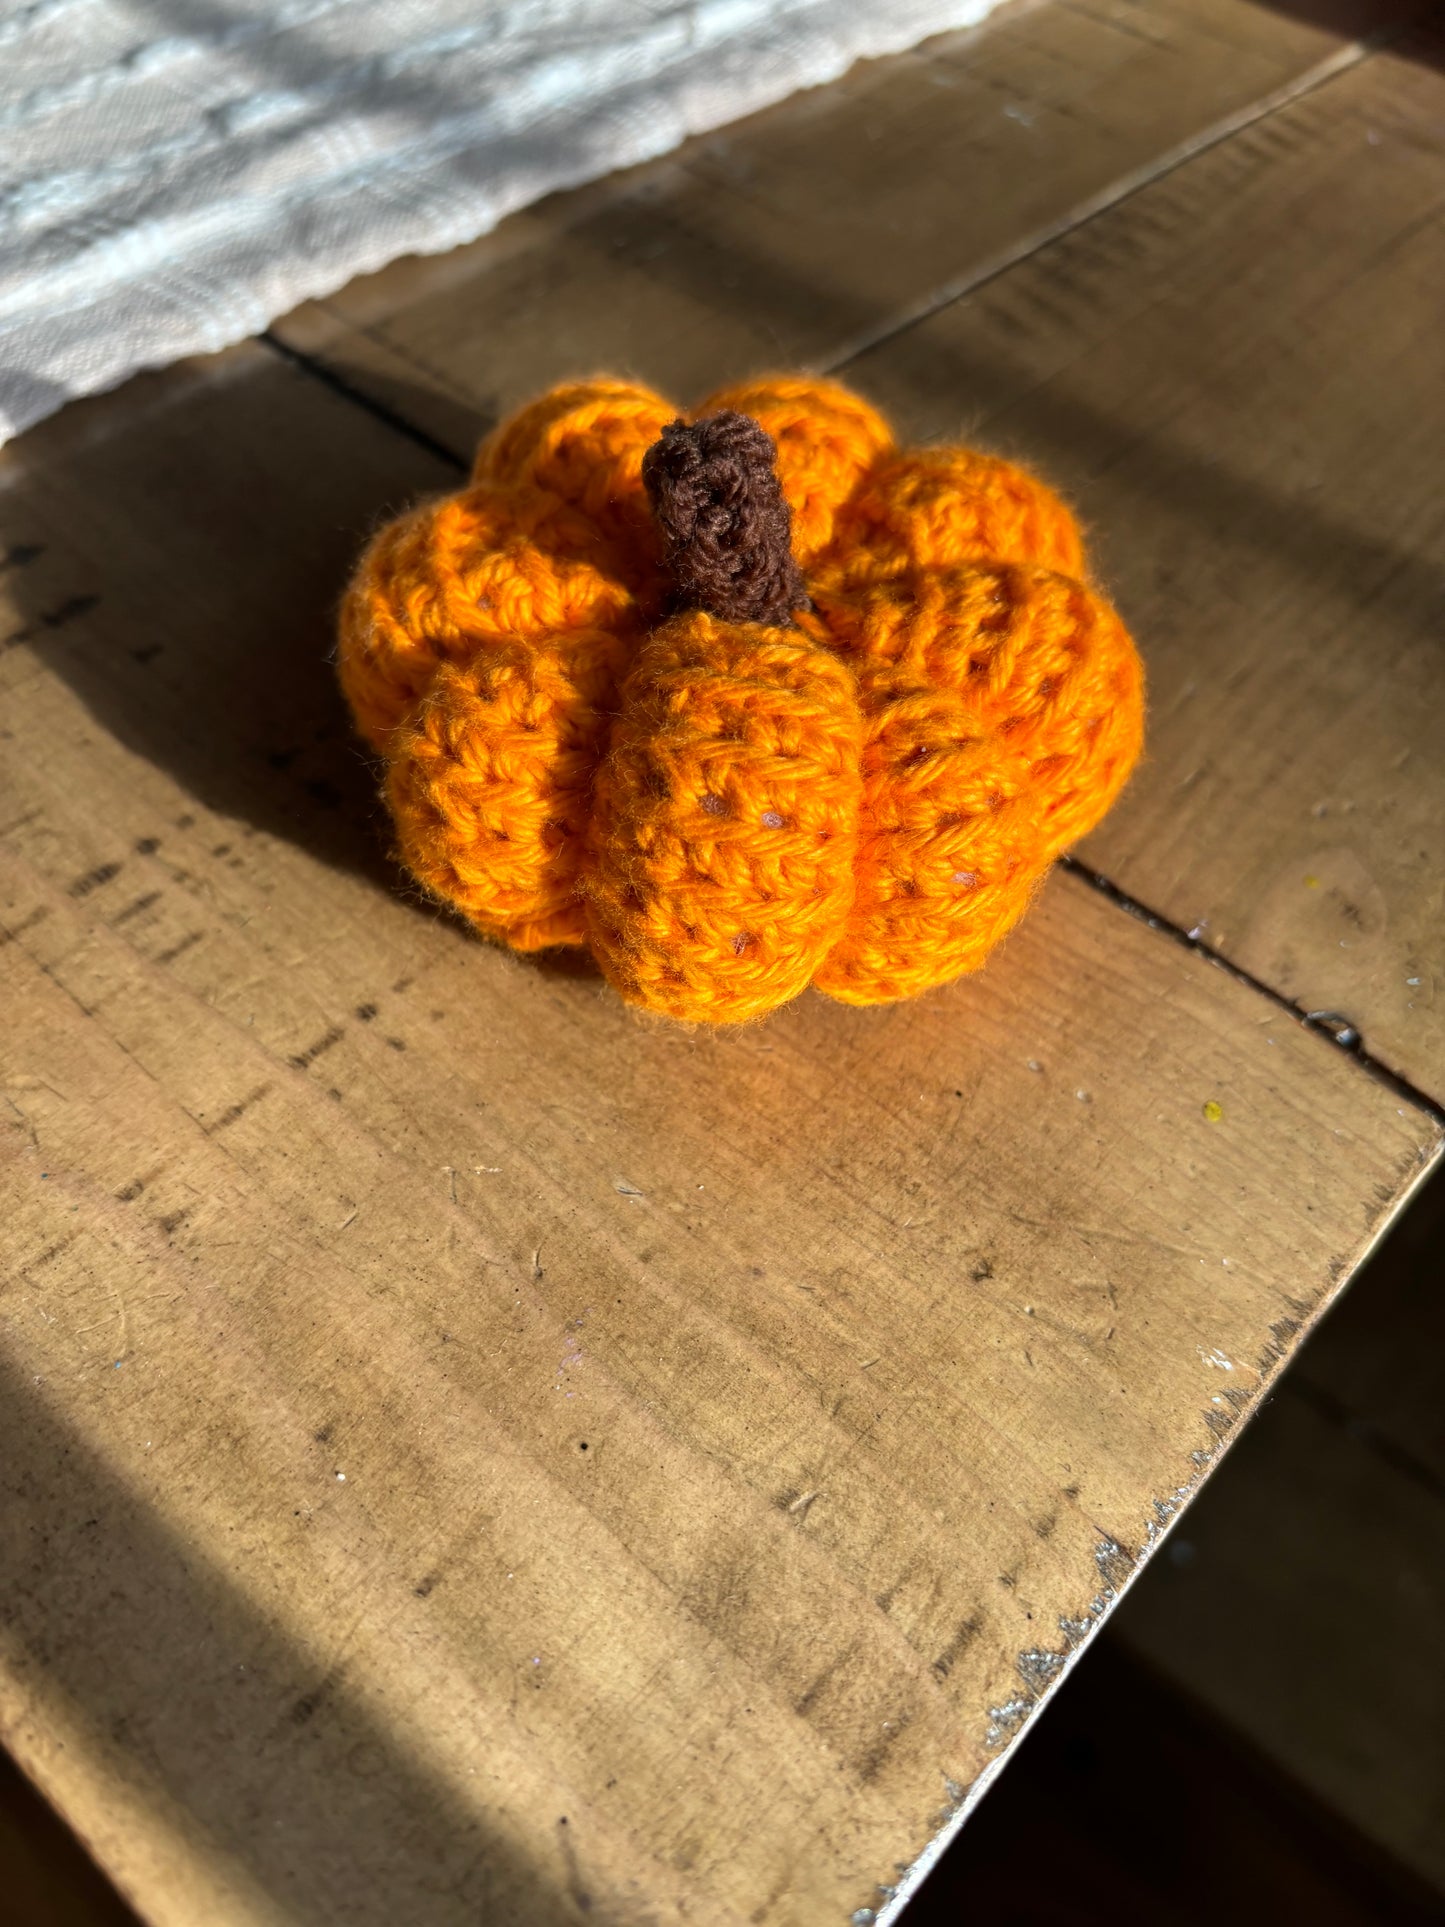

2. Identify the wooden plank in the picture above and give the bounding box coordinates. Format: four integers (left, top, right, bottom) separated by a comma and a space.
1114, 1374, 1445, 1891
845, 26, 1445, 1100
1, 347, 1439, 1926
271, 0, 1405, 458
267, 0, 1445, 1098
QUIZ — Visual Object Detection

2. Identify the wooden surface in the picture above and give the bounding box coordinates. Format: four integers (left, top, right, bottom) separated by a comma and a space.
850, 19, 1445, 1103
279, 0, 1445, 1108
2, 2, 1443, 1923
276, 0, 1414, 453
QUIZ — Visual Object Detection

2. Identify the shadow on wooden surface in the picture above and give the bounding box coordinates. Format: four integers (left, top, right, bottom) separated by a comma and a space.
5, 1165, 1441, 1923
3, 1596, 1435, 1927
915, 1153, 1445, 1920
3, 355, 459, 895
0, 1353, 581, 1927
1, 355, 631, 995
1251, 0, 1444, 64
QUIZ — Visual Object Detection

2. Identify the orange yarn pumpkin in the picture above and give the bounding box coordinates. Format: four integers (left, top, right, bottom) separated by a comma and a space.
338, 375, 1143, 1022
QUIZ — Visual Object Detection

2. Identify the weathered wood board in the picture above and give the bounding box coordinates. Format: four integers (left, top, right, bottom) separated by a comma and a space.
273, 0, 1401, 456
848, 21, 1445, 1104
1, 343, 1439, 1925
272, 0, 1445, 1097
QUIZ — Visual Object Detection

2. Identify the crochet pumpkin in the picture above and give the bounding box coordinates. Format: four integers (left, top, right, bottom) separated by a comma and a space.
338, 375, 1143, 1023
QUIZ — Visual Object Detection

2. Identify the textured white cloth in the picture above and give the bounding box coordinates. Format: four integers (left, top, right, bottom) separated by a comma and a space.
0, 0, 1002, 443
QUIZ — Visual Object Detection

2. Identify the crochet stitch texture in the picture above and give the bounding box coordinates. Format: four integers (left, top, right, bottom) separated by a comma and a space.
338, 374, 1144, 1022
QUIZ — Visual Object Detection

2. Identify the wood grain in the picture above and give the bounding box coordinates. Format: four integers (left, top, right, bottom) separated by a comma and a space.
1, 345, 1439, 1925
271, 0, 1401, 457
846, 23, 1445, 1101
268, 0, 1445, 1102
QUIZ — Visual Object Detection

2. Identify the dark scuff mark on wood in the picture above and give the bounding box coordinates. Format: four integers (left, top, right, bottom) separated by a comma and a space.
874, 1569, 911, 1614
857, 1709, 912, 1785
2, 592, 100, 654
556, 1814, 593, 1915
0, 906, 50, 946
203, 1085, 272, 1133
794, 1649, 846, 1717
17, 1232, 79, 1277
288, 1674, 338, 1726
930, 1612, 982, 1681
110, 891, 161, 926
153, 931, 203, 967
289, 1027, 345, 1071
68, 860, 122, 899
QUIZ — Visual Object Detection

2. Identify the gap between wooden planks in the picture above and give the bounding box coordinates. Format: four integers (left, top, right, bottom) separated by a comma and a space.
272, 0, 1445, 1109
273, 0, 1419, 452
1118, 1318, 1445, 1894
1, 335, 1440, 1926
2, 2, 1443, 1923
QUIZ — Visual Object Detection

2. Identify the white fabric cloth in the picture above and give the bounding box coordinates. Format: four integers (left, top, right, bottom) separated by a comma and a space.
0, 0, 1002, 443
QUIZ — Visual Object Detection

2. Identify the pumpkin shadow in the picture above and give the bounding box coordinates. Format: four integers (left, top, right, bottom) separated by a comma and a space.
6, 353, 449, 888
4, 350, 605, 984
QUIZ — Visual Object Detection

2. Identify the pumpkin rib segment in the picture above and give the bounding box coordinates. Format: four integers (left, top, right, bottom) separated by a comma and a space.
386, 630, 628, 952
585, 612, 864, 1022
475, 376, 677, 562
337, 482, 647, 753
813, 564, 1144, 1006
817, 444, 1085, 588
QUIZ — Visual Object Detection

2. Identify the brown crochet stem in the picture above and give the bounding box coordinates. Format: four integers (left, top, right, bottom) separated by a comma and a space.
642, 411, 808, 626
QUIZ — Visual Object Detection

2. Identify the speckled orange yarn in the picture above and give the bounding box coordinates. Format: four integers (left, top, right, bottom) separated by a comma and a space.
337, 374, 1143, 1021
586, 612, 864, 1022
